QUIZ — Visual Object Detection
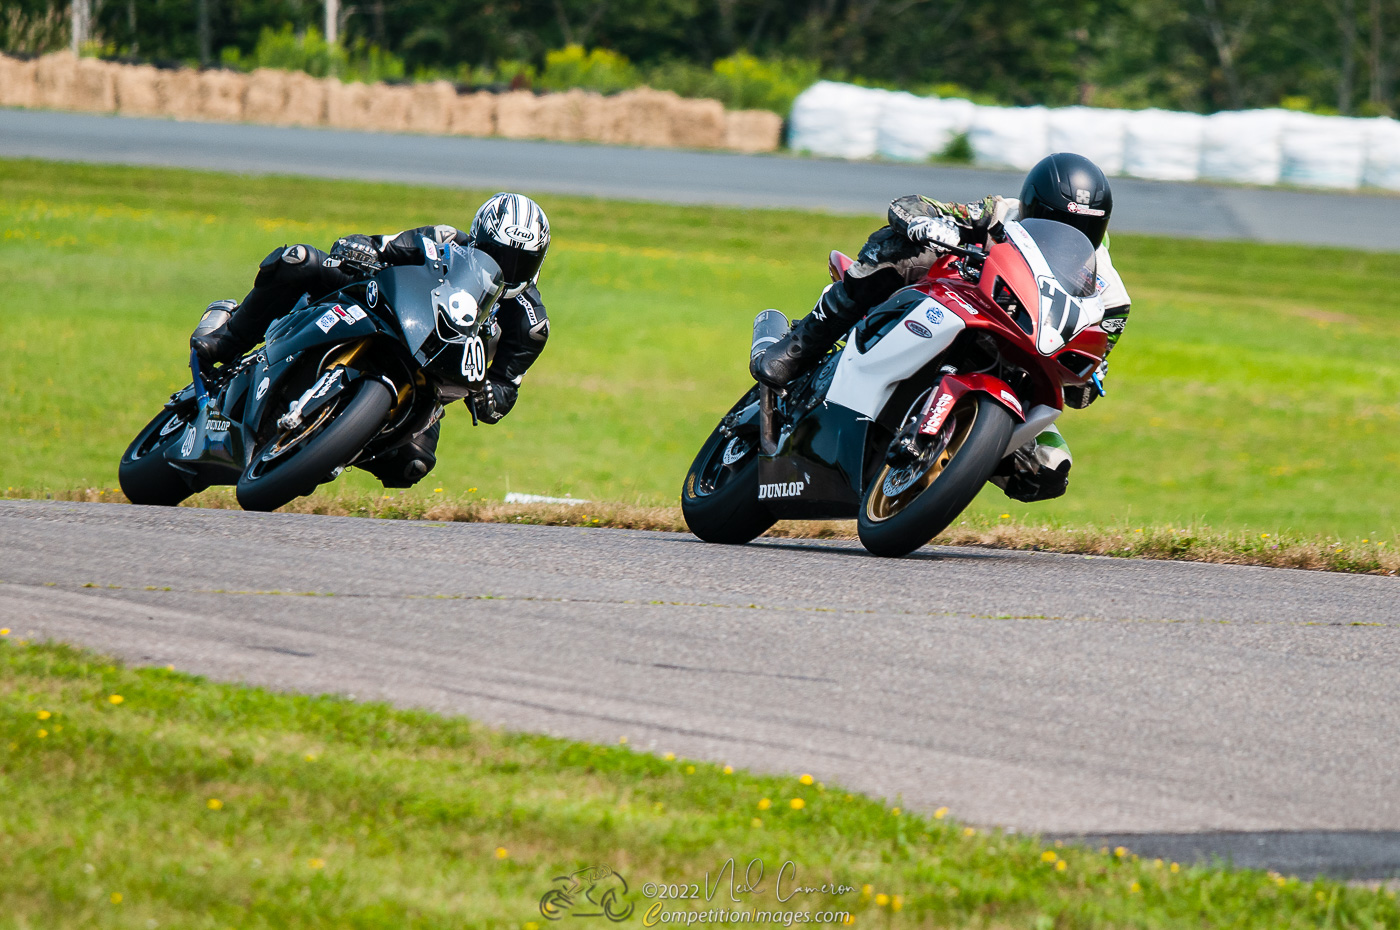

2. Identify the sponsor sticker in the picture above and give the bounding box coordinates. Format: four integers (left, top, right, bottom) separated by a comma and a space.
943, 292, 978, 315
449, 241, 471, 260
758, 481, 805, 500
365, 280, 379, 307
180, 425, 196, 457
312, 369, 343, 399
315, 311, 338, 333
999, 390, 1023, 414
721, 437, 749, 466
423, 239, 440, 262
925, 306, 944, 325
205, 417, 231, 433
345, 304, 367, 322
159, 416, 184, 437
1095, 274, 1107, 294
919, 391, 957, 435
256, 376, 270, 400
904, 320, 933, 338
1065, 202, 1106, 217
332, 304, 353, 323
502, 224, 538, 246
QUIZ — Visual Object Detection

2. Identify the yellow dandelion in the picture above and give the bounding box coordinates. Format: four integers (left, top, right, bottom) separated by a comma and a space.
843, 916, 855, 925
1041, 850, 1058, 863
304, 753, 317, 762
891, 807, 901, 816
799, 773, 814, 785
37, 729, 47, 738
1000, 513, 1010, 519
891, 895, 903, 912
963, 827, 976, 837
434, 488, 443, 493
618, 736, 628, 745
37, 710, 51, 720
110, 892, 122, 904
757, 798, 771, 810
468, 488, 478, 493
1114, 846, 1128, 858
1055, 860, 1067, 872
1261, 533, 1269, 538
751, 817, 763, 828
207, 798, 223, 810
525, 923, 539, 930
723, 765, 733, 775
308, 858, 326, 869
861, 884, 872, 898
494, 847, 509, 859
165, 664, 174, 671
934, 806, 948, 819
108, 694, 124, 705
1170, 862, 1180, 873
1153, 858, 1163, 869
790, 798, 805, 810
663, 752, 676, 761
685, 765, 695, 774
1130, 882, 1141, 893
875, 893, 890, 907
0, 629, 8, 636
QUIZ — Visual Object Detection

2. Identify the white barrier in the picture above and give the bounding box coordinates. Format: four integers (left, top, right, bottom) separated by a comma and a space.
875, 92, 975, 161
967, 105, 1050, 170
792, 81, 1400, 192
1364, 118, 1400, 191
788, 80, 888, 159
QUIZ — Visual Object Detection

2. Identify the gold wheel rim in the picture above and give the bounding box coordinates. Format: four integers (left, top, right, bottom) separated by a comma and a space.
865, 400, 979, 524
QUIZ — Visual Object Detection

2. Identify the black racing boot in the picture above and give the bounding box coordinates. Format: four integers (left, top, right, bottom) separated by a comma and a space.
190, 299, 254, 365
751, 269, 895, 387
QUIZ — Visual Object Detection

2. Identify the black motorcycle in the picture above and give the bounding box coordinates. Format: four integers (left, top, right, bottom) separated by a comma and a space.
119, 241, 505, 512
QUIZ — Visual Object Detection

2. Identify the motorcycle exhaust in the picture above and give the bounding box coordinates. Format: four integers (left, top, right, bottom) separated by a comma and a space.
750, 309, 790, 367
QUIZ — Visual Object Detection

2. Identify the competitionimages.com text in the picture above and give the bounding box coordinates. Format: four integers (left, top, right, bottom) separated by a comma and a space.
642, 907, 853, 926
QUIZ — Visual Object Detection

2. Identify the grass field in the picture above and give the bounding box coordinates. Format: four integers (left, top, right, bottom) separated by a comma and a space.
3, 158, 1400, 541
3, 636, 1396, 929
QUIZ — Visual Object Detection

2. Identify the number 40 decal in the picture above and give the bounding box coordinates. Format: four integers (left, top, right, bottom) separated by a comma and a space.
461, 336, 487, 382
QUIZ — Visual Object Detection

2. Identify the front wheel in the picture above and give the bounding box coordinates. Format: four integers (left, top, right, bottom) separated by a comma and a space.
236, 379, 393, 512
118, 406, 202, 506
681, 389, 775, 545
857, 393, 1014, 558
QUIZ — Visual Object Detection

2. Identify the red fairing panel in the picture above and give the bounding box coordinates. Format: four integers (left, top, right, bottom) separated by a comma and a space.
918, 372, 1025, 436
828, 250, 855, 283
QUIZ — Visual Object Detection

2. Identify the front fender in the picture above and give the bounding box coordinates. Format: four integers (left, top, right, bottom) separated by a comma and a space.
917, 372, 1025, 437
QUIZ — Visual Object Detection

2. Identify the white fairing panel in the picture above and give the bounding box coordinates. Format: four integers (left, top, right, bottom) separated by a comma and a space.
826, 294, 967, 418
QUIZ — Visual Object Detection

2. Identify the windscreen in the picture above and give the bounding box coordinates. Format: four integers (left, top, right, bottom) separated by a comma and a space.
441, 242, 506, 321
1019, 218, 1097, 298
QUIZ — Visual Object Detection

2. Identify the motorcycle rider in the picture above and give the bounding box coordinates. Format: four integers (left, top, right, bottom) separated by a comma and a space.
751, 152, 1131, 502
190, 192, 552, 489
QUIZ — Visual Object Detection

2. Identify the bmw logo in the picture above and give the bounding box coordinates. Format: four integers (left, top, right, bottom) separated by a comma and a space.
365, 280, 379, 308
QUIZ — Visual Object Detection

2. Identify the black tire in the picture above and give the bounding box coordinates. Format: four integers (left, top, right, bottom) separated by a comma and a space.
118, 406, 201, 506
857, 393, 1014, 558
236, 379, 393, 512
681, 391, 775, 545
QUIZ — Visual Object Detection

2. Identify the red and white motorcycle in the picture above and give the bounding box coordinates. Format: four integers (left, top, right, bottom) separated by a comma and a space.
681, 218, 1109, 557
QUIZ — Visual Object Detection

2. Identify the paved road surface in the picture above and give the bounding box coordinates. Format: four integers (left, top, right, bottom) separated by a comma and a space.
3, 500, 1398, 878
3, 109, 1398, 251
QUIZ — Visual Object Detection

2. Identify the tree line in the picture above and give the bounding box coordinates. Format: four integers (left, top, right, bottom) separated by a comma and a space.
3, 0, 1397, 116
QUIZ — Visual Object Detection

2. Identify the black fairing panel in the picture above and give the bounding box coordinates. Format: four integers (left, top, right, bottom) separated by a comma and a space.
375, 263, 440, 357
758, 402, 867, 520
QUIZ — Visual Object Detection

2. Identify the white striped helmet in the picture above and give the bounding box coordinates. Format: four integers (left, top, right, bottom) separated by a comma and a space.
469, 192, 550, 299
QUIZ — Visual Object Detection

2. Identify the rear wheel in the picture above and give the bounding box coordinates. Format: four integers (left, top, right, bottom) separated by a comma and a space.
857, 393, 1014, 558
118, 407, 202, 506
681, 390, 775, 544
236, 379, 393, 512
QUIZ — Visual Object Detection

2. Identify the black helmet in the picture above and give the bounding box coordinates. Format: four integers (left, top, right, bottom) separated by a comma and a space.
1018, 153, 1113, 249
469, 192, 550, 298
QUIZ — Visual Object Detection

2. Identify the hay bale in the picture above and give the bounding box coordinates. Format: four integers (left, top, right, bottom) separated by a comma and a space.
242, 68, 287, 124
157, 68, 202, 119
611, 87, 679, 147
406, 80, 454, 134
114, 62, 162, 115
447, 91, 496, 136
280, 71, 326, 126
324, 80, 373, 129
533, 88, 604, 142
669, 95, 726, 148
71, 57, 116, 111
0, 54, 38, 108
725, 109, 783, 153
496, 90, 543, 138
364, 82, 411, 132
34, 51, 78, 109
198, 69, 245, 121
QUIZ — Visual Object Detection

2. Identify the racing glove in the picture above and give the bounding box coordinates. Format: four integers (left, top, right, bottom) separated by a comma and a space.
1063, 361, 1108, 409
470, 378, 518, 425
325, 234, 385, 276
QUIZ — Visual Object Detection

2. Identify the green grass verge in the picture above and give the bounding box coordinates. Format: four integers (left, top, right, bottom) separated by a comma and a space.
3, 158, 1400, 542
2, 636, 1395, 928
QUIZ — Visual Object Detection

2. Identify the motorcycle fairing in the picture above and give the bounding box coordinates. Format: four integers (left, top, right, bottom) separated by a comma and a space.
757, 401, 867, 520
826, 290, 968, 418
917, 372, 1026, 438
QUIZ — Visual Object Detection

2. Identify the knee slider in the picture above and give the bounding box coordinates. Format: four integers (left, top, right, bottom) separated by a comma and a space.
254, 244, 314, 286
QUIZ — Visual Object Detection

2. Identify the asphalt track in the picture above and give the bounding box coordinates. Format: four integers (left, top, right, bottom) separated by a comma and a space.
3, 108, 1399, 251
3, 500, 1399, 879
